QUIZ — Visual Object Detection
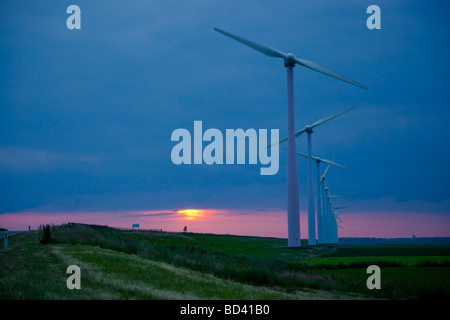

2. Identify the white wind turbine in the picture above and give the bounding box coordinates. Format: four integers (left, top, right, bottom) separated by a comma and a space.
276, 107, 354, 245
328, 191, 348, 243
294, 151, 348, 244
324, 184, 340, 244
321, 168, 343, 244
320, 162, 334, 244
322, 183, 334, 243
214, 27, 366, 247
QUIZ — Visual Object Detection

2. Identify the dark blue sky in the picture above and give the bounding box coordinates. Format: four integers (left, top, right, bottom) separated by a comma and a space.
1, 1, 449, 224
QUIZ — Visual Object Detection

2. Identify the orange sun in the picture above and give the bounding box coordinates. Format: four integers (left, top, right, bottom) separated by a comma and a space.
177, 209, 209, 221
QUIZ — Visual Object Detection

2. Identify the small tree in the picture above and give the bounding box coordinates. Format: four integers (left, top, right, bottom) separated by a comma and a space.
40, 224, 52, 244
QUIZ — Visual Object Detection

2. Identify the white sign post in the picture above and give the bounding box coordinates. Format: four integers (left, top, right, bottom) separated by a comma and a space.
3, 231, 7, 249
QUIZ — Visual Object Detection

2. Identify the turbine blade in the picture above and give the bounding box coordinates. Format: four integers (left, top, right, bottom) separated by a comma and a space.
319, 158, 349, 170
266, 135, 288, 150
295, 152, 349, 171
275, 127, 305, 147
284, 148, 313, 164
294, 58, 367, 89
310, 107, 355, 129
295, 151, 308, 159
322, 162, 332, 178
214, 27, 287, 59
294, 127, 307, 138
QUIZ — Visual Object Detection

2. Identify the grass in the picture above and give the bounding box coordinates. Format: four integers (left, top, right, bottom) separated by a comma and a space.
0, 232, 293, 299
313, 267, 450, 300
1, 224, 449, 300
51, 245, 297, 299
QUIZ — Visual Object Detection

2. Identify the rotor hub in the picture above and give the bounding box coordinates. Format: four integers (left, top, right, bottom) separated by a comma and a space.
305, 125, 313, 133
284, 53, 296, 67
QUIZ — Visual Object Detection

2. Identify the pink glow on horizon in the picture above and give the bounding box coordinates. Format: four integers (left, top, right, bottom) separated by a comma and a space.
0, 208, 449, 238
338, 211, 450, 238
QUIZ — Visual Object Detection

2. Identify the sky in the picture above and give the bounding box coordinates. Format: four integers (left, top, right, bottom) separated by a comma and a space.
1, 0, 449, 238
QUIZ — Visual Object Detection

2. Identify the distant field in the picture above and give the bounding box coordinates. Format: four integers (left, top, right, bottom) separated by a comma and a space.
1, 224, 449, 300
303, 255, 450, 267
328, 244, 450, 257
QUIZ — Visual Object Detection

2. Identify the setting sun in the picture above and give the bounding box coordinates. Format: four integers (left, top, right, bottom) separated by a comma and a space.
177, 209, 208, 221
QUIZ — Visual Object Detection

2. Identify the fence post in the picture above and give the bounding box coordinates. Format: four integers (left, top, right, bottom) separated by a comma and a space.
3, 231, 8, 249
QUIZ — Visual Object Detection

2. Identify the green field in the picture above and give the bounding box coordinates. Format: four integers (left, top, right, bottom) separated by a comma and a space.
303, 255, 450, 267
1, 224, 449, 300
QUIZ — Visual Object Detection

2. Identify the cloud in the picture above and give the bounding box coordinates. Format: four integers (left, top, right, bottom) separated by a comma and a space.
340, 197, 450, 215
1, 0, 449, 228
0, 146, 100, 171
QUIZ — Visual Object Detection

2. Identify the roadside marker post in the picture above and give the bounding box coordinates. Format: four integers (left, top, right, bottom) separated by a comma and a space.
3, 231, 7, 249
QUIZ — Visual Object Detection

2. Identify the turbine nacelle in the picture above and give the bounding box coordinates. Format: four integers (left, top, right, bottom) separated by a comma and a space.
305, 125, 313, 133
284, 53, 296, 67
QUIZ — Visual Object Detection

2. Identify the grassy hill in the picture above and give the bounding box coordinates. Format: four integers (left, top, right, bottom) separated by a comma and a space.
1, 224, 449, 300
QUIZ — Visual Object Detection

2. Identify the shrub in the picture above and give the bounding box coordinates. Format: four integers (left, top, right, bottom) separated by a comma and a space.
39, 224, 52, 245
416, 260, 450, 267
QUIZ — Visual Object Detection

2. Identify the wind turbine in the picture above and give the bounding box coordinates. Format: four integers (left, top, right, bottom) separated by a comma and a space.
326, 187, 336, 243
328, 192, 347, 243
322, 182, 334, 243
320, 162, 334, 244
321, 172, 343, 244
294, 151, 348, 244
214, 27, 366, 247
278, 107, 354, 245
325, 185, 340, 244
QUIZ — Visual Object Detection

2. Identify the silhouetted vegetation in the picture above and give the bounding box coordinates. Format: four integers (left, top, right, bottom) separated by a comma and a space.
39, 224, 52, 244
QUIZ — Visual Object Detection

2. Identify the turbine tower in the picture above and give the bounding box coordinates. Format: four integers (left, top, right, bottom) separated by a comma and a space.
214, 27, 366, 247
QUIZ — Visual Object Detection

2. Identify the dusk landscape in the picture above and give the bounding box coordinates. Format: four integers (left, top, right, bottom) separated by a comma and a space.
1, 0, 449, 307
